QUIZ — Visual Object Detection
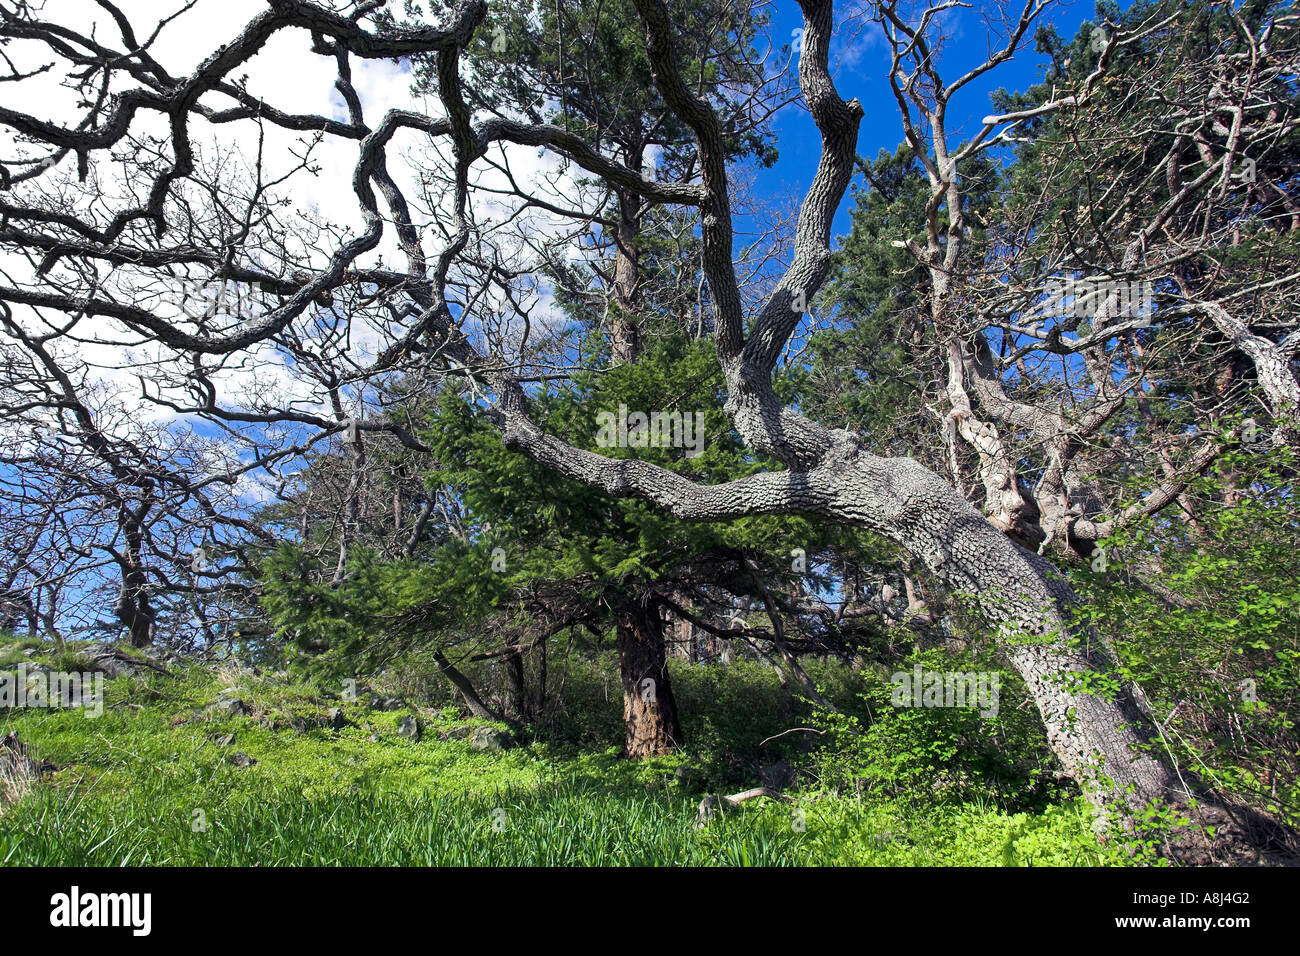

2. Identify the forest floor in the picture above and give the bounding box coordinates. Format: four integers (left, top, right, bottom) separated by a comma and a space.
0, 639, 1151, 866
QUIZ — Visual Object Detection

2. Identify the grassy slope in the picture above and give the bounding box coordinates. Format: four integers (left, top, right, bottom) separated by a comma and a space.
0, 644, 1140, 866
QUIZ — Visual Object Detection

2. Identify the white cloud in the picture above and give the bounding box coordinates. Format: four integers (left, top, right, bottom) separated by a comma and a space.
1, 0, 600, 441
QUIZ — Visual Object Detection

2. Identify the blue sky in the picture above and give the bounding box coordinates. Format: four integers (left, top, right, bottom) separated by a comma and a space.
760, 1, 1102, 238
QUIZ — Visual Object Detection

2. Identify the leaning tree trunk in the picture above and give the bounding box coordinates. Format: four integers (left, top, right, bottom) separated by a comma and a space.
504, 390, 1177, 804
823, 449, 1180, 815
433, 650, 520, 732
505, 398, 1297, 859
616, 599, 681, 758
865, 462, 1295, 860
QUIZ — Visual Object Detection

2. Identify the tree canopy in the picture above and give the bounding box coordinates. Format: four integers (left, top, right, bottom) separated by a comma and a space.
0, 0, 1296, 862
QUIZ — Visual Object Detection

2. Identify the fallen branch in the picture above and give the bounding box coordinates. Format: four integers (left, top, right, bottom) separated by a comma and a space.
759, 727, 827, 747
696, 786, 789, 826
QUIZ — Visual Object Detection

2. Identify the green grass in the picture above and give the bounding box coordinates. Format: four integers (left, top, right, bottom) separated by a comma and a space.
1, 781, 1130, 866
0, 652, 1142, 866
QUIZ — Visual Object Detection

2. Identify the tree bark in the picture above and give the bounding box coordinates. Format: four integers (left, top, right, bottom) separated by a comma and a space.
504, 648, 527, 721
610, 187, 643, 364
615, 598, 681, 758
533, 636, 547, 717
114, 493, 156, 648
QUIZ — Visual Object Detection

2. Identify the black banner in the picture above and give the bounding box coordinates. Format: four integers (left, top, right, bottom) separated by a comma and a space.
0, 864, 1286, 944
